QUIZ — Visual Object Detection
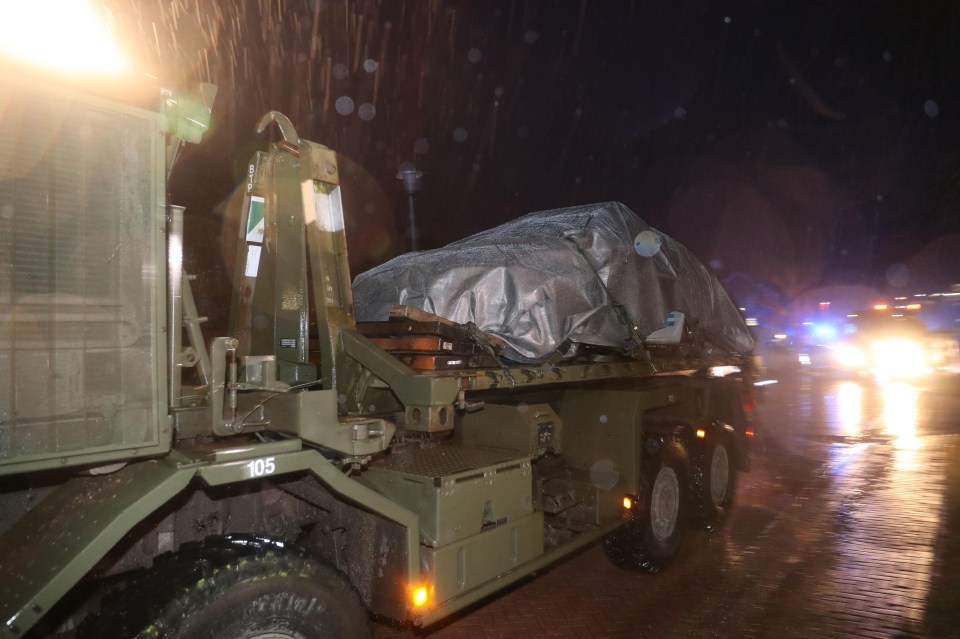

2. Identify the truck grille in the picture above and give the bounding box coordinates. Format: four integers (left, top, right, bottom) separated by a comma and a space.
0, 78, 164, 470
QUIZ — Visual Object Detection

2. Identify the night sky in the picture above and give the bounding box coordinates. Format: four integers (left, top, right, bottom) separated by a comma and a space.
106, 0, 960, 320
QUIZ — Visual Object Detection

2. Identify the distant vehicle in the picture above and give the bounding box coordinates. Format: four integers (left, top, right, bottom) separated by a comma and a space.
830, 311, 934, 380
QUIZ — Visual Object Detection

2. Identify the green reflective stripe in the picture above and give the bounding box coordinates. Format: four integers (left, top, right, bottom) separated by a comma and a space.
246, 196, 266, 242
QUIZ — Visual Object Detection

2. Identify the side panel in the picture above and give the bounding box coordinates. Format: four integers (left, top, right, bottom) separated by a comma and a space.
556, 382, 693, 523
0, 78, 169, 474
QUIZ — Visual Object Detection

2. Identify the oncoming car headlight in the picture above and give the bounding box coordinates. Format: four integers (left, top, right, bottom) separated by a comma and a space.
833, 344, 866, 369
870, 339, 929, 379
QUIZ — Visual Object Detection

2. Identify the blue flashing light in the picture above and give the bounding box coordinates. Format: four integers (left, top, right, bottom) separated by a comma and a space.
812, 323, 837, 340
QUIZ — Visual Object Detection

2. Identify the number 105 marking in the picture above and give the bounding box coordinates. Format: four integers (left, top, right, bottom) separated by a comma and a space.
245, 456, 277, 478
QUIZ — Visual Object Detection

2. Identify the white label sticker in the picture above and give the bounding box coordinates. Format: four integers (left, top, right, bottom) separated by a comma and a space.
245, 244, 262, 277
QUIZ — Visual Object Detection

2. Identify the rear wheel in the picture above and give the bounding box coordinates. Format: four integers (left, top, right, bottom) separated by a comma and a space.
690, 433, 737, 530
603, 440, 688, 573
79, 535, 371, 639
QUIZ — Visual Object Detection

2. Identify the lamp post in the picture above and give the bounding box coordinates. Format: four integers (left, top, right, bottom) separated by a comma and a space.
396, 168, 424, 252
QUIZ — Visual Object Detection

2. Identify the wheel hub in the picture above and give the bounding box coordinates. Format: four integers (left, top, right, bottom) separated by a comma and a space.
650, 466, 679, 541
710, 444, 730, 507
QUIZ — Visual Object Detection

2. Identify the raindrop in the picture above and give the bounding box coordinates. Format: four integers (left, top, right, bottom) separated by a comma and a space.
297, 52, 307, 63
886, 263, 909, 288
674, 106, 687, 119
472, 162, 481, 172
517, 402, 529, 413
923, 100, 939, 118
335, 96, 355, 116
634, 230, 662, 257
574, 107, 583, 117
358, 102, 376, 120
574, 176, 582, 184
332, 63, 349, 80
590, 459, 620, 490
524, 30, 539, 44
453, 127, 468, 142
1, 204, 12, 220
877, 194, 884, 202
337, 394, 346, 404
397, 160, 416, 173
882, 50, 893, 63
710, 259, 724, 270
599, 414, 608, 424
363, 58, 378, 73
467, 47, 482, 63
724, 16, 731, 24
494, 86, 504, 97
368, 404, 377, 412
414, 138, 430, 154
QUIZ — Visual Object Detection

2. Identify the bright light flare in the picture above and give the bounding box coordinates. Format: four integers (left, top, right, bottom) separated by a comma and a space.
409, 583, 431, 609
0, 1, 127, 75
708, 365, 740, 377
871, 339, 929, 380
622, 496, 634, 510
833, 344, 866, 369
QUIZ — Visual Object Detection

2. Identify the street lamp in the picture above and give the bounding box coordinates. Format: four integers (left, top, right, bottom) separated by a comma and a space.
397, 168, 424, 252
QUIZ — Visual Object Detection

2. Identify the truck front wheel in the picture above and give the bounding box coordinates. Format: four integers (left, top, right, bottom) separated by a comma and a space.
80, 536, 371, 639
602, 441, 687, 573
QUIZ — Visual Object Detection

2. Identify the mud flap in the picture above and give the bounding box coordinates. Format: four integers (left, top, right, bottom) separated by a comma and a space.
0, 461, 194, 638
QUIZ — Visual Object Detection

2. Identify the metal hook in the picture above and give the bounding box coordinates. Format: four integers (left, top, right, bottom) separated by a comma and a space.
256, 111, 300, 146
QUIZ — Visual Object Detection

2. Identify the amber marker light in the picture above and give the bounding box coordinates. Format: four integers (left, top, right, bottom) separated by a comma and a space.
622, 496, 634, 510
411, 585, 430, 608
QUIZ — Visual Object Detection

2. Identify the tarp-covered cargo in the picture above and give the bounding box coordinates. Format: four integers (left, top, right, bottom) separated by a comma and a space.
353, 202, 754, 363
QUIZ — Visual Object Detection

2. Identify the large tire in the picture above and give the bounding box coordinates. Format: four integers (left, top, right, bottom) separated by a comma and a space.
79, 535, 371, 639
690, 433, 737, 531
603, 440, 688, 573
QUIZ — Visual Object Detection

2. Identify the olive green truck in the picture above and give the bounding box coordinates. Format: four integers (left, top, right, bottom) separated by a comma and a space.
0, 74, 755, 638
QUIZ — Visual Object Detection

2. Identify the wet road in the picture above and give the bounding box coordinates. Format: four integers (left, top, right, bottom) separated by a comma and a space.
375, 373, 960, 638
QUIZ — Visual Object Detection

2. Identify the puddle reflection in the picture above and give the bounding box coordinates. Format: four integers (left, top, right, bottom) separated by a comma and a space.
828, 379, 921, 450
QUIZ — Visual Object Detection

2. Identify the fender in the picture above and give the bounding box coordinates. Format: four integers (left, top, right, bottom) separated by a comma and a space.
0, 440, 420, 638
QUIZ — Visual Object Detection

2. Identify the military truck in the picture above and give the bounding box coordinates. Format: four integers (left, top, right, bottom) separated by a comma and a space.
0, 70, 755, 638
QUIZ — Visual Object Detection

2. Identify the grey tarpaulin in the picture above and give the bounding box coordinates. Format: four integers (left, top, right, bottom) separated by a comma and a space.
353, 202, 755, 363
